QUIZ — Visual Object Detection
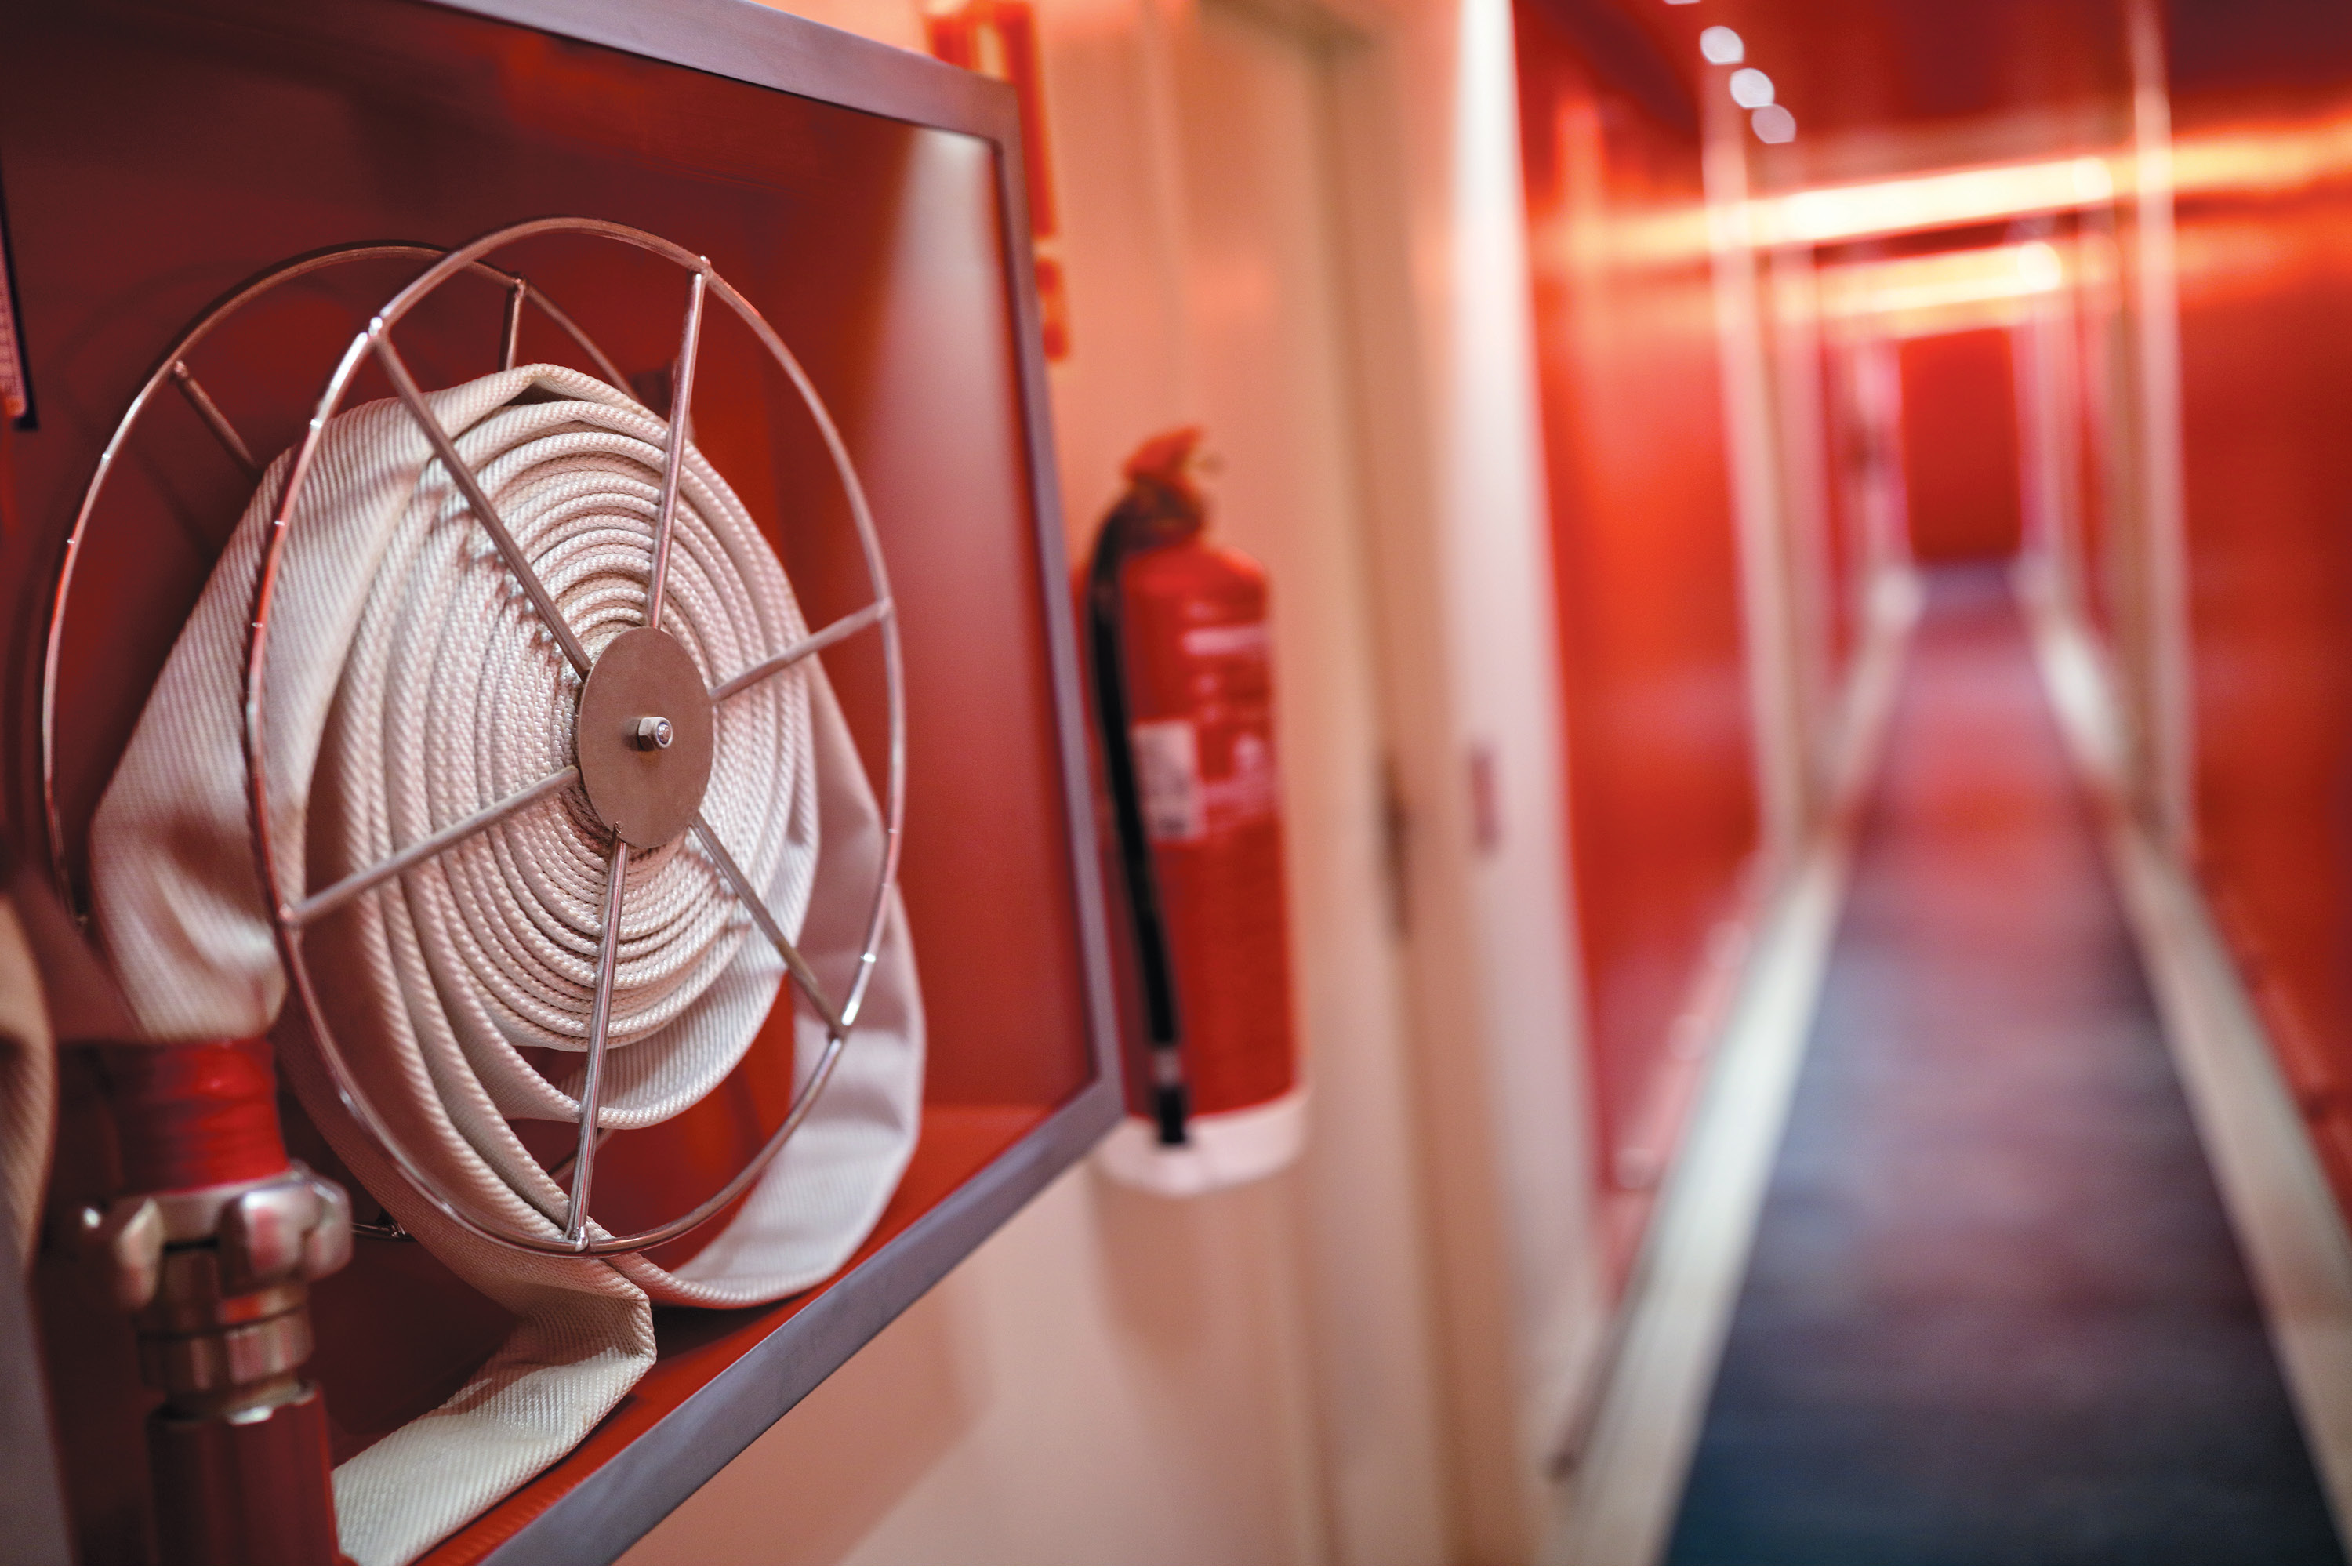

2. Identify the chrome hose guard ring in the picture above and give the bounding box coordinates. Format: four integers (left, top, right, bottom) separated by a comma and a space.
42, 241, 628, 895
254, 217, 905, 1258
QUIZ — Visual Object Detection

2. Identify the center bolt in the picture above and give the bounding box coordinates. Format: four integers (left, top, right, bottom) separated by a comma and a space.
633, 715, 675, 752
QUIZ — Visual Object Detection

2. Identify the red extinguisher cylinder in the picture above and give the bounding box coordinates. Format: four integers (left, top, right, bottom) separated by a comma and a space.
1083, 427, 1299, 1145
1117, 541, 1297, 1117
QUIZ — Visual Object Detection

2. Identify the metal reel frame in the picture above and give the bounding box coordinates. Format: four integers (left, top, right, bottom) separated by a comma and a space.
43, 240, 629, 892
59, 219, 907, 1260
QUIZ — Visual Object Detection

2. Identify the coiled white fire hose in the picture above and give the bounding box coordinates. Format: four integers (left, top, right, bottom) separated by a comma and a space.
88, 365, 924, 1564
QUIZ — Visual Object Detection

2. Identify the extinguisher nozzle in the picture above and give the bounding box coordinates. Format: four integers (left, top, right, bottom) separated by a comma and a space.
1152, 1083, 1191, 1147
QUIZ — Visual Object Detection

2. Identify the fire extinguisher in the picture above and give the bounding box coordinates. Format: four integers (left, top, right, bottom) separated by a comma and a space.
1083, 428, 1305, 1192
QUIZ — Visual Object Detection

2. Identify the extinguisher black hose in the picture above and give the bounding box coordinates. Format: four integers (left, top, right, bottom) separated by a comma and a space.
1086, 495, 1192, 1146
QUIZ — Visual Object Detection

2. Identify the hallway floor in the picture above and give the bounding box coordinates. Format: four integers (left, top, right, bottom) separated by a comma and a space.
1666, 564, 2344, 1564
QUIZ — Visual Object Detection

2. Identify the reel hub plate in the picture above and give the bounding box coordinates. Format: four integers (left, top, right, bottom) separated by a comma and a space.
575, 626, 715, 849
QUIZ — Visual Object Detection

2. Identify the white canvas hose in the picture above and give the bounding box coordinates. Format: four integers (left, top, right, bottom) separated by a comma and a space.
0, 894, 53, 1274
87, 364, 924, 1564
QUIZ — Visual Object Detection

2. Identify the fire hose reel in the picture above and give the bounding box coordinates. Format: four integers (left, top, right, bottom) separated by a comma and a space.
44, 220, 922, 1563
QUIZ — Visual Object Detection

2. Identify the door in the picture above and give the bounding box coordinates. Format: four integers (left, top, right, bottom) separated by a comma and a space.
1899, 327, 2026, 561
1166, 2, 1448, 1557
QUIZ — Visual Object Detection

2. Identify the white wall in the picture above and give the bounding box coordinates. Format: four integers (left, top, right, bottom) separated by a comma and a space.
625, 2, 1602, 1559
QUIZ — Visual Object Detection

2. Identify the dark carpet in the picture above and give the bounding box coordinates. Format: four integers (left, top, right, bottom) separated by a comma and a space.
1665, 564, 2343, 1565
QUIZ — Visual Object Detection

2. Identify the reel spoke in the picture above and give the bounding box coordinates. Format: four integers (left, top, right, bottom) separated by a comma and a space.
710, 599, 893, 702
499, 276, 528, 372
371, 327, 594, 677
169, 361, 260, 477
645, 270, 706, 635
564, 839, 631, 1244
543, 1123, 611, 1183
690, 811, 847, 1038
284, 764, 580, 928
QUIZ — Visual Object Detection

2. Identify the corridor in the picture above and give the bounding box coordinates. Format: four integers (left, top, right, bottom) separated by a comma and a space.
1668, 566, 2341, 1563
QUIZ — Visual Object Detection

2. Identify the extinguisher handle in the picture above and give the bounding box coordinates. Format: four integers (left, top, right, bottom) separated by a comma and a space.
1085, 503, 1192, 1146
1146, 1053, 1190, 1146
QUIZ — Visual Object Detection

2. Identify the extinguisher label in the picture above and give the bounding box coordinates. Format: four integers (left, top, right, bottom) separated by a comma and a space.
1179, 623, 1270, 659
1203, 732, 1281, 828
1131, 717, 1282, 844
1131, 719, 1205, 842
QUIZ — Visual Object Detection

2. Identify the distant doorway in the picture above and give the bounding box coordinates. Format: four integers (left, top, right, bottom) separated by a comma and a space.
1899, 327, 2025, 561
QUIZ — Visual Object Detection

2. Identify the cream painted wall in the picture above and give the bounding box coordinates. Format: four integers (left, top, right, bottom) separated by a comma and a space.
628, 1166, 1329, 1563
1332, 2, 1608, 1551
626, 2, 1602, 1561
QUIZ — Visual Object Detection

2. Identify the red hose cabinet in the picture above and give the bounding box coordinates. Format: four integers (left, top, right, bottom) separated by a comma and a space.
0, 2, 1122, 1559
